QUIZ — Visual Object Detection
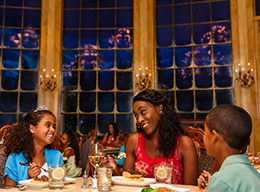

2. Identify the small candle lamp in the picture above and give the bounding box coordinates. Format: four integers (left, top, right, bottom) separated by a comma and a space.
97, 166, 113, 191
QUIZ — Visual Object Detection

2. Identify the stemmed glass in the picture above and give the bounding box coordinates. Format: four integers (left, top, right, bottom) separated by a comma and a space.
88, 142, 105, 188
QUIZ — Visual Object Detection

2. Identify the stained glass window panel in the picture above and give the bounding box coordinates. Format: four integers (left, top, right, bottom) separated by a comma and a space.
193, 24, 211, 44
193, 3, 210, 23
116, 29, 133, 48
81, 30, 97, 48
24, 9, 41, 28
156, 6, 172, 26
175, 47, 192, 67
79, 114, 96, 134
98, 71, 114, 90
157, 48, 173, 68
80, 92, 96, 112
22, 29, 40, 48
195, 90, 213, 111
4, 29, 21, 48
21, 71, 38, 90
1, 70, 19, 90
116, 50, 133, 69
216, 89, 234, 105
20, 92, 37, 112
99, 10, 115, 28
0, 92, 18, 112
156, 27, 173, 47
99, 30, 115, 48
80, 50, 97, 70
195, 68, 212, 88
117, 9, 133, 28
176, 91, 194, 111
194, 46, 212, 66
22, 50, 39, 69
2, 49, 20, 69
5, 8, 22, 27
116, 92, 133, 112
212, 1, 230, 21
157, 69, 173, 90
62, 51, 79, 70
174, 4, 191, 25
116, 114, 134, 133
63, 30, 79, 49
116, 71, 133, 90
61, 92, 78, 112
176, 68, 193, 89
63, 10, 80, 28
80, 71, 96, 91
213, 44, 232, 65
212, 22, 231, 43
214, 67, 233, 88
81, 10, 97, 28
62, 71, 78, 91
175, 25, 191, 46
98, 114, 114, 134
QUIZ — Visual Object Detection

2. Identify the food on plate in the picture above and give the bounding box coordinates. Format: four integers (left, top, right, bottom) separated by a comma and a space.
141, 186, 157, 192
141, 187, 179, 192
120, 170, 145, 182
30, 176, 49, 183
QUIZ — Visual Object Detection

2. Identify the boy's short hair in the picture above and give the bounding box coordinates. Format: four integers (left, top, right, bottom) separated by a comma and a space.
119, 132, 129, 141
206, 104, 252, 150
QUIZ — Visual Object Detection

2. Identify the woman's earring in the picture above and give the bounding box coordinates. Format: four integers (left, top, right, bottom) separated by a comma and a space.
159, 111, 163, 116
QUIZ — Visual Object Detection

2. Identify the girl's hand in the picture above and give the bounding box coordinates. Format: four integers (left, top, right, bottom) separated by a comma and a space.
103, 155, 118, 170
28, 162, 41, 179
197, 170, 211, 192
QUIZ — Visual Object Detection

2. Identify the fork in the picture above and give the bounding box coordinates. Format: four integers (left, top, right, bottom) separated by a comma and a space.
19, 162, 48, 172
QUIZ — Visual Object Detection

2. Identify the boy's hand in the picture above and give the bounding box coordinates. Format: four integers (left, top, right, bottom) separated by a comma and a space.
197, 170, 211, 192
28, 162, 41, 179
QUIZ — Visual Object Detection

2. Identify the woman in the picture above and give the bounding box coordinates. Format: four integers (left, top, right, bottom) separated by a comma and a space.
101, 122, 119, 144
107, 89, 198, 185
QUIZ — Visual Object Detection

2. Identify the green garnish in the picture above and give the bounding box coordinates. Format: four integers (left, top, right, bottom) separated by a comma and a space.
126, 169, 142, 175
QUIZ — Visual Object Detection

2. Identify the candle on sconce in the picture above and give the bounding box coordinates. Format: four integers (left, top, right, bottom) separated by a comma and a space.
149, 73, 151, 81
54, 75, 57, 83
145, 67, 148, 74
248, 63, 251, 71
242, 68, 245, 76
238, 63, 241, 71
52, 69, 54, 76
235, 69, 238, 78
46, 74, 49, 83
251, 68, 254, 76
139, 68, 141, 76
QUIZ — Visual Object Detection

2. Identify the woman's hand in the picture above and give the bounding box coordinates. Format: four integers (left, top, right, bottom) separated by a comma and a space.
103, 155, 121, 176
197, 170, 211, 192
28, 162, 41, 179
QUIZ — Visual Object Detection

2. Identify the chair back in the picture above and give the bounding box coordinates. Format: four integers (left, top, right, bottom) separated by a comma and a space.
0, 123, 17, 147
185, 126, 205, 160
50, 136, 63, 153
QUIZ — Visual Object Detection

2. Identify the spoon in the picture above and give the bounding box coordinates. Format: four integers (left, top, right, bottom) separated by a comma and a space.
5, 185, 28, 191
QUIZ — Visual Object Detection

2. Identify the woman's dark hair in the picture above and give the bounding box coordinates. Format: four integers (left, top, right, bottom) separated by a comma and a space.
5, 108, 55, 163
62, 131, 81, 166
133, 89, 185, 158
107, 122, 119, 140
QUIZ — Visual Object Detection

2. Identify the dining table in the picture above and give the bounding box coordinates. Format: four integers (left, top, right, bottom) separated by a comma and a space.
103, 147, 121, 155
0, 177, 201, 192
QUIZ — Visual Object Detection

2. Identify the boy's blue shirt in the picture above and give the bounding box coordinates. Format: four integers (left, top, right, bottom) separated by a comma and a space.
117, 145, 125, 166
207, 154, 260, 192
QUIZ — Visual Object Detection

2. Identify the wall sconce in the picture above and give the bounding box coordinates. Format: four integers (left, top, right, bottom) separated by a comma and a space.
39, 69, 57, 91
235, 62, 254, 88
136, 67, 151, 90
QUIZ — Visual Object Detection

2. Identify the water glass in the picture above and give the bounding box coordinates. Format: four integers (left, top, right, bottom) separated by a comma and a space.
97, 166, 113, 191
154, 163, 172, 184
48, 164, 66, 190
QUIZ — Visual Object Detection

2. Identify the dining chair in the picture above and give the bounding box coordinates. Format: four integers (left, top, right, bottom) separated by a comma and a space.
50, 136, 63, 153
0, 145, 7, 188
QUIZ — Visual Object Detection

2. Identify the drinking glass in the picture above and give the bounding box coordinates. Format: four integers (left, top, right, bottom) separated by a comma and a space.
154, 163, 172, 184
89, 143, 105, 188
48, 164, 66, 190
97, 166, 113, 191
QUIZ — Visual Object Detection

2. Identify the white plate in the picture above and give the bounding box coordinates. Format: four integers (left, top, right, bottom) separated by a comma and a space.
112, 176, 156, 187
19, 177, 76, 188
150, 184, 190, 192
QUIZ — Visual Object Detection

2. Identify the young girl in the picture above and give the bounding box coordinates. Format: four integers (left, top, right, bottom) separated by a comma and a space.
4, 106, 63, 186
61, 131, 82, 177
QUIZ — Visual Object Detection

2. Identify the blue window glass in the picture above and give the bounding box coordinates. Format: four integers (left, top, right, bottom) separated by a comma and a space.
117, 9, 133, 27
156, 27, 173, 47
116, 29, 133, 48
212, 22, 231, 43
179, 113, 194, 119
22, 29, 40, 48
62, 50, 79, 70
116, 50, 133, 69
159, 91, 174, 106
98, 114, 114, 134
99, 30, 115, 48
100, 0, 115, 8
193, 3, 210, 23
79, 114, 96, 134
157, 69, 173, 89
116, 92, 133, 112
99, 10, 115, 28
117, 0, 133, 7
80, 71, 96, 91
5, 8, 22, 27
195, 90, 213, 111
117, 71, 133, 90
216, 89, 234, 105
256, 0, 260, 16
174, 4, 191, 25
20, 92, 37, 112
156, 0, 172, 6
6, 0, 22, 6
2, 49, 20, 69
98, 50, 114, 69
21, 71, 38, 90
176, 91, 194, 111
176, 68, 193, 89
193, 24, 211, 44
175, 25, 191, 46
196, 113, 208, 119
157, 48, 173, 68
61, 92, 78, 112
0, 8, 3, 26
82, 0, 97, 8
213, 44, 232, 65
64, 0, 80, 8
24, 0, 42, 8
175, 47, 192, 67
0, 0, 3, 5
194, 46, 212, 66
24, 9, 41, 28
63, 10, 80, 28
61, 114, 77, 131
0, 92, 18, 112
80, 92, 96, 112
195, 67, 212, 88
80, 50, 97, 70
116, 114, 134, 133
212, 1, 230, 21
81, 30, 97, 48
98, 71, 114, 90
1, 70, 19, 90
98, 92, 114, 112
4, 28, 21, 48
0, 114, 17, 127
63, 30, 79, 49
81, 10, 97, 28
214, 66, 233, 88
174, 0, 190, 4
156, 6, 172, 26
22, 50, 39, 69
62, 71, 78, 91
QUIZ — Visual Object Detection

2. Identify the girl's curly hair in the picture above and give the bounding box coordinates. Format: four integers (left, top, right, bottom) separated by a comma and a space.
4, 108, 55, 163
107, 122, 119, 140
62, 131, 81, 166
133, 89, 185, 159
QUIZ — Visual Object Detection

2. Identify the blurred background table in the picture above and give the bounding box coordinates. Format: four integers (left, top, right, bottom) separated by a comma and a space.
104, 147, 120, 155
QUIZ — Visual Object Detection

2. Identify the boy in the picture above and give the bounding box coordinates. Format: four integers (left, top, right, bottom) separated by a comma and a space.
198, 104, 260, 192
